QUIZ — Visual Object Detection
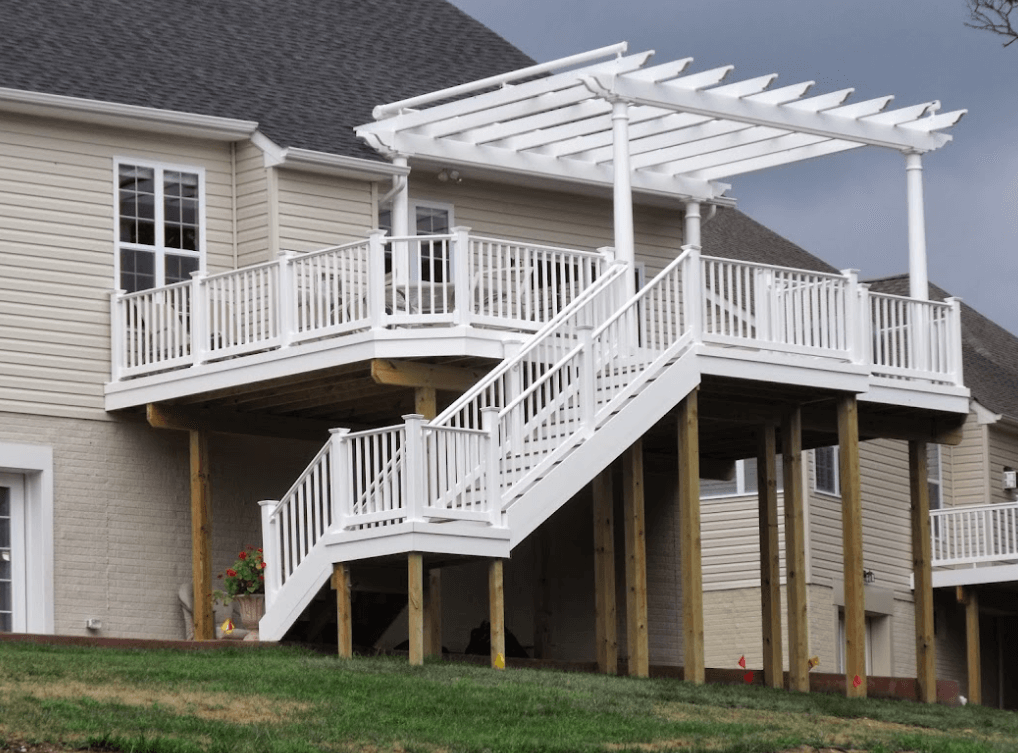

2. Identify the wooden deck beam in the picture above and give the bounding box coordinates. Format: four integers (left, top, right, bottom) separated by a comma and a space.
593, 467, 618, 675
757, 423, 783, 689
623, 443, 648, 678
408, 553, 424, 666
189, 430, 213, 641
147, 402, 336, 441
909, 440, 937, 703
678, 389, 705, 684
838, 395, 866, 698
371, 359, 488, 392
332, 563, 352, 658
783, 407, 810, 692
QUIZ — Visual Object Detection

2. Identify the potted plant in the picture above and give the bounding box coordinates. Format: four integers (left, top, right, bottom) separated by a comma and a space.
215, 546, 266, 640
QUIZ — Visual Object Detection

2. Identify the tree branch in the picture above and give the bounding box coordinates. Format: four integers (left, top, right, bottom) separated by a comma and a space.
966, 0, 1018, 47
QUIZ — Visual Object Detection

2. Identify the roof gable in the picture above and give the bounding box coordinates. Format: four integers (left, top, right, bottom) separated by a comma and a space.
0, 0, 534, 159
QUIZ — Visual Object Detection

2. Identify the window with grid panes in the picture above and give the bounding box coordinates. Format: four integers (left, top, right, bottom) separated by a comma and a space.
815, 446, 840, 496
117, 162, 203, 292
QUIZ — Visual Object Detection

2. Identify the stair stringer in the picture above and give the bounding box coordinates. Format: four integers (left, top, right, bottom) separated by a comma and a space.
259, 542, 335, 642
506, 348, 702, 549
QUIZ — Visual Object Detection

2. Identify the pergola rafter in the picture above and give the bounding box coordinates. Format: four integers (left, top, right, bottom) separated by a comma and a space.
356, 42, 965, 297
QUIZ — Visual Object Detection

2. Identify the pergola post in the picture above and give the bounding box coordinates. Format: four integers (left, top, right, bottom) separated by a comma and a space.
905, 151, 929, 301
757, 423, 783, 689
593, 467, 618, 675
838, 395, 867, 698
909, 440, 937, 703
610, 98, 636, 294
684, 200, 701, 249
678, 388, 705, 684
783, 408, 810, 692
391, 154, 410, 287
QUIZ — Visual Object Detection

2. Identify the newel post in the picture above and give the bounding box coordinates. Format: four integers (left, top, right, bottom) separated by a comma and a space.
482, 407, 503, 527
403, 414, 426, 523
330, 428, 352, 531
368, 230, 388, 330
452, 226, 472, 326
189, 269, 209, 367
946, 297, 964, 386
277, 250, 297, 347
258, 499, 281, 608
683, 245, 703, 344
110, 289, 126, 381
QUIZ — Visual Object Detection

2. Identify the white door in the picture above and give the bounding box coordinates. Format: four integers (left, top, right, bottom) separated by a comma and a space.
0, 473, 26, 633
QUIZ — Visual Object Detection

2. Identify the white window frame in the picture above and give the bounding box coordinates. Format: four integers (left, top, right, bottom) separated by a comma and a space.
701, 458, 784, 499
0, 475, 25, 633
114, 157, 207, 291
928, 444, 943, 510
814, 446, 841, 497
0, 443, 54, 634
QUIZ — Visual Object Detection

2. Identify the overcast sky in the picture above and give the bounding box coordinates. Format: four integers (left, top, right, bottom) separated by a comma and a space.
450, 0, 1018, 333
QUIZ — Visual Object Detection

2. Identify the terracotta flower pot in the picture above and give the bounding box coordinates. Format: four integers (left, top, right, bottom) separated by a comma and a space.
233, 593, 265, 641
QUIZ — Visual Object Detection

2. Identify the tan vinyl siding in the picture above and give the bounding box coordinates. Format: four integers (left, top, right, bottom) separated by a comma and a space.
0, 112, 234, 420
234, 140, 270, 267
987, 424, 1018, 505
947, 411, 989, 506
412, 178, 684, 272
701, 492, 787, 591
277, 169, 374, 251
808, 439, 915, 600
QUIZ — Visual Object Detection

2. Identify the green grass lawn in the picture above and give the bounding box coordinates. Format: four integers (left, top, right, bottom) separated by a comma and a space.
0, 642, 1014, 753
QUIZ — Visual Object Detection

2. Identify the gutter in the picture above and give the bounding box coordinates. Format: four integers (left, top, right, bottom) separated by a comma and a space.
0, 87, 258, 141
253, 132, 409, 181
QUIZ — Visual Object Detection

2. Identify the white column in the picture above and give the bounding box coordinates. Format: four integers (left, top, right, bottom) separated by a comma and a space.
611, 99, 635, 295
392, 155, 410, 287
905, 151, 929, 301
684, 200, 701, 249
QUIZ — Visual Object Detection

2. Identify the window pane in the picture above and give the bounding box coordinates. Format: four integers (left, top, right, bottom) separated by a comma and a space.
165, 254, 199, 285
415, 206, 449, 234
816, 446, 838, 494
120, 249, 156, 293
0, 555, 8, 580
0, 612, 10, 633
0, 583, 9, 613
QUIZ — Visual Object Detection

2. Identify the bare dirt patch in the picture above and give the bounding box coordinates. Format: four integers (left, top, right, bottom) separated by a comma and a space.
0, 680, 310, 724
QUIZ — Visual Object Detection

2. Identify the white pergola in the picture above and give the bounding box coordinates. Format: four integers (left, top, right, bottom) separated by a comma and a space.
356, 43, 964, 300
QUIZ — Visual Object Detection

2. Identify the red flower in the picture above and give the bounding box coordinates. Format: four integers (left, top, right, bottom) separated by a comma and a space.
260, 562, 267, 569
259, 574, 265, 581
238, 551, 248, 560
226, 568, 237, 578
257, 548, 263, 553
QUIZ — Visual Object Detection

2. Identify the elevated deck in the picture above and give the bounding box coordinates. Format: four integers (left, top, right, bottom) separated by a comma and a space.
931, 501, 1018, 588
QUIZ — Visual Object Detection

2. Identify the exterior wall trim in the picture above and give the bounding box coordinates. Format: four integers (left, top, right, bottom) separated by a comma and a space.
0, 442, 54, 634
0, 87, 257, 141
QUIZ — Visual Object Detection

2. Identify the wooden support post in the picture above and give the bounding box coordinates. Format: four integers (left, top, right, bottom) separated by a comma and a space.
757, 423, 783, 689
623, 441, 649, 677
332, 563, 352, 658
414, 386, 437, 421
424, 569, 442, 657
838, 395, 866, 698
783, 408, 810, 693
415, 388, 442, 657
489, 559, 506, 668
958, 587, 982, 705
679, 389, 705, 684
189, 430, 213, 641
408, 553, 424, 666
909, 440, 937, 703
533, 528, 551, 660
593, 467, 618, 674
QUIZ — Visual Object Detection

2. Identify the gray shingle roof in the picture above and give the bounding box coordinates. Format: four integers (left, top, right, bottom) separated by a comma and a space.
0, 0, 534, 160
867, 275, 1018, 421
701, 207, 839, 274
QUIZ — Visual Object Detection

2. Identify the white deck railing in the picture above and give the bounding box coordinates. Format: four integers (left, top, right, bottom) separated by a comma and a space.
110, 229, 610, 381
931, 501, 1018, 568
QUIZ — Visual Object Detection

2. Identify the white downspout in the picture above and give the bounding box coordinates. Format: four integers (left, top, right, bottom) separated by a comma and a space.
611, 99, 636, 296
905, 151, 929, 301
